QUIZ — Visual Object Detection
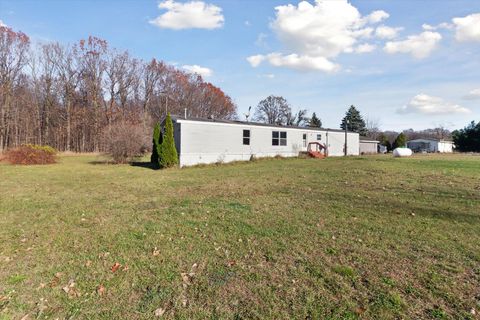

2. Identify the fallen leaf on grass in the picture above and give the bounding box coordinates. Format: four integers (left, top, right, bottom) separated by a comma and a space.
111, 262, 121, 273
152, 247, 160, 256
227, 260, 236, 267
49, 273, 62, 287
97, 284, 106, 296
98, 252, 110, 259
62, 279, 80, 298
181, 273, 192, 285
85, 260, 92, 267
154, 308, 165, 317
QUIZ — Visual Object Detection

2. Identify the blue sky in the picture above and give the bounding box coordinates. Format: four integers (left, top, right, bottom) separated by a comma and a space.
1, 0, 479, 130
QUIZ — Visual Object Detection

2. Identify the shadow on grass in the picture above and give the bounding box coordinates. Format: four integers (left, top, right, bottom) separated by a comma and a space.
130, 161, 159, 170
88, 160, 112, 165
87, 160, 158, 170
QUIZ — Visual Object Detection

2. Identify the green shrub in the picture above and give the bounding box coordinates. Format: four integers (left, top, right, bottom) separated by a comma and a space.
393, 133, 406, 149
158, 113, 178, 168
150, 122, 162, 165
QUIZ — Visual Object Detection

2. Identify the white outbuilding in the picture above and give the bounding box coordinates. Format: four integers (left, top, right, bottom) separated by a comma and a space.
359, 137, 379, 154
166, 115, 360, 167
406, 139, 454, 153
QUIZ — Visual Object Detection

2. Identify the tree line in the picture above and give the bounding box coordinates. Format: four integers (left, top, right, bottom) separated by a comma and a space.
0, 26, 237, 152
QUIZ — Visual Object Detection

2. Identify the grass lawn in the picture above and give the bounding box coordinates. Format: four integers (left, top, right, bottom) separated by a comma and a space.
0, 154, 479, 319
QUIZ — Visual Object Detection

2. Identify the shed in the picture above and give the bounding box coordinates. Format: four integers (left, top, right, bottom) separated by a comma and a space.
359, 137, 379, 154
166, 115, 360, 167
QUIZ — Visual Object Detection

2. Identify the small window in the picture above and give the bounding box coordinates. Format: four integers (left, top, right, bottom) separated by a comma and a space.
303, 134, 307, 147
272, 131, 287, 146
243, 129, 250, 145
317, 134, 322, 140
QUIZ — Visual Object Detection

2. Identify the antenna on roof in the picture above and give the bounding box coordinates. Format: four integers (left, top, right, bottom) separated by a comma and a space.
244, 106, 252, 122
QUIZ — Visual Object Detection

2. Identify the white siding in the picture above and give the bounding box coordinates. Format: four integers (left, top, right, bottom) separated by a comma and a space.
437, 141, 453, 153
407, 139, 453, 153
174, 119, 359, 167
360, 141, 378, 154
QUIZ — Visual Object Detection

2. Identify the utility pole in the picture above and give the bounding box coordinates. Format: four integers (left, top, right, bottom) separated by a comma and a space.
344, 119, 349, 156
165, 95, 168, 115
159, 91, 172, 116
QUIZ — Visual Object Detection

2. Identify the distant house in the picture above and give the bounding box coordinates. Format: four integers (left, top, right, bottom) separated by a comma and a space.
166, 115, 360, 167
407, 139, 454, 153
359, 137, 379, 154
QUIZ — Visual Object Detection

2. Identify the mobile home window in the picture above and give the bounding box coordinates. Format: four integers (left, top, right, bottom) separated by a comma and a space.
243, 130, 250, 145
272, 131, 287, 146
317, 134, 322, 140
303, 133, 307, 147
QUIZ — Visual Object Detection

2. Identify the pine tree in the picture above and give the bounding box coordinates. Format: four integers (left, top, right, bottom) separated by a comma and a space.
159, 113, 178, 168
378, 133, 392, 151
393, 132, 407, 149
309, 112, 322, 128
340, 105, 367, 135
150, 122, 162, 165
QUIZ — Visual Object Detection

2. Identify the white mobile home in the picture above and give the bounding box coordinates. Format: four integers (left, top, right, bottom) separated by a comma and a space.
407, 139, 454, 153
167, 115, 360, 167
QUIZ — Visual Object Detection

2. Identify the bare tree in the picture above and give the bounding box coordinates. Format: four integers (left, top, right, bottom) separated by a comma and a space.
0, 26, 238, 153
365, 116, 381, 140
77, 36, 107, 151
53, 42, 79, 151
254, 95, 290, 125
0, 26, 30, 150
286, 109, 309, 126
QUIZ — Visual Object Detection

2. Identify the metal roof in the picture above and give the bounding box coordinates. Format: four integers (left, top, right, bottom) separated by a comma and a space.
359, 137, 379, 142
407, 138, 453, 142
169, 114, 355, 134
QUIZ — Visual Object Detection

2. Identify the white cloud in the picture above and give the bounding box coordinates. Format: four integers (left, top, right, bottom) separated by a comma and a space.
0, 20, 6, 27
271, 0, 385, 58
149, 0, 224, 30
363, 10, 389, 24
375, 25, 403, 39
452, 13, 480, 42
255, 33, 268, 48
354, 43, 376, 53
247, 0, 393, 72
247, 53, 339, 73
464, 88, 480, 100
246, 55, 265, 67
181, 64, 213, 77
398, 94, 470, 115
244, 20, 251, 27
422, 22, 453, 31
384, 31, 442, 59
